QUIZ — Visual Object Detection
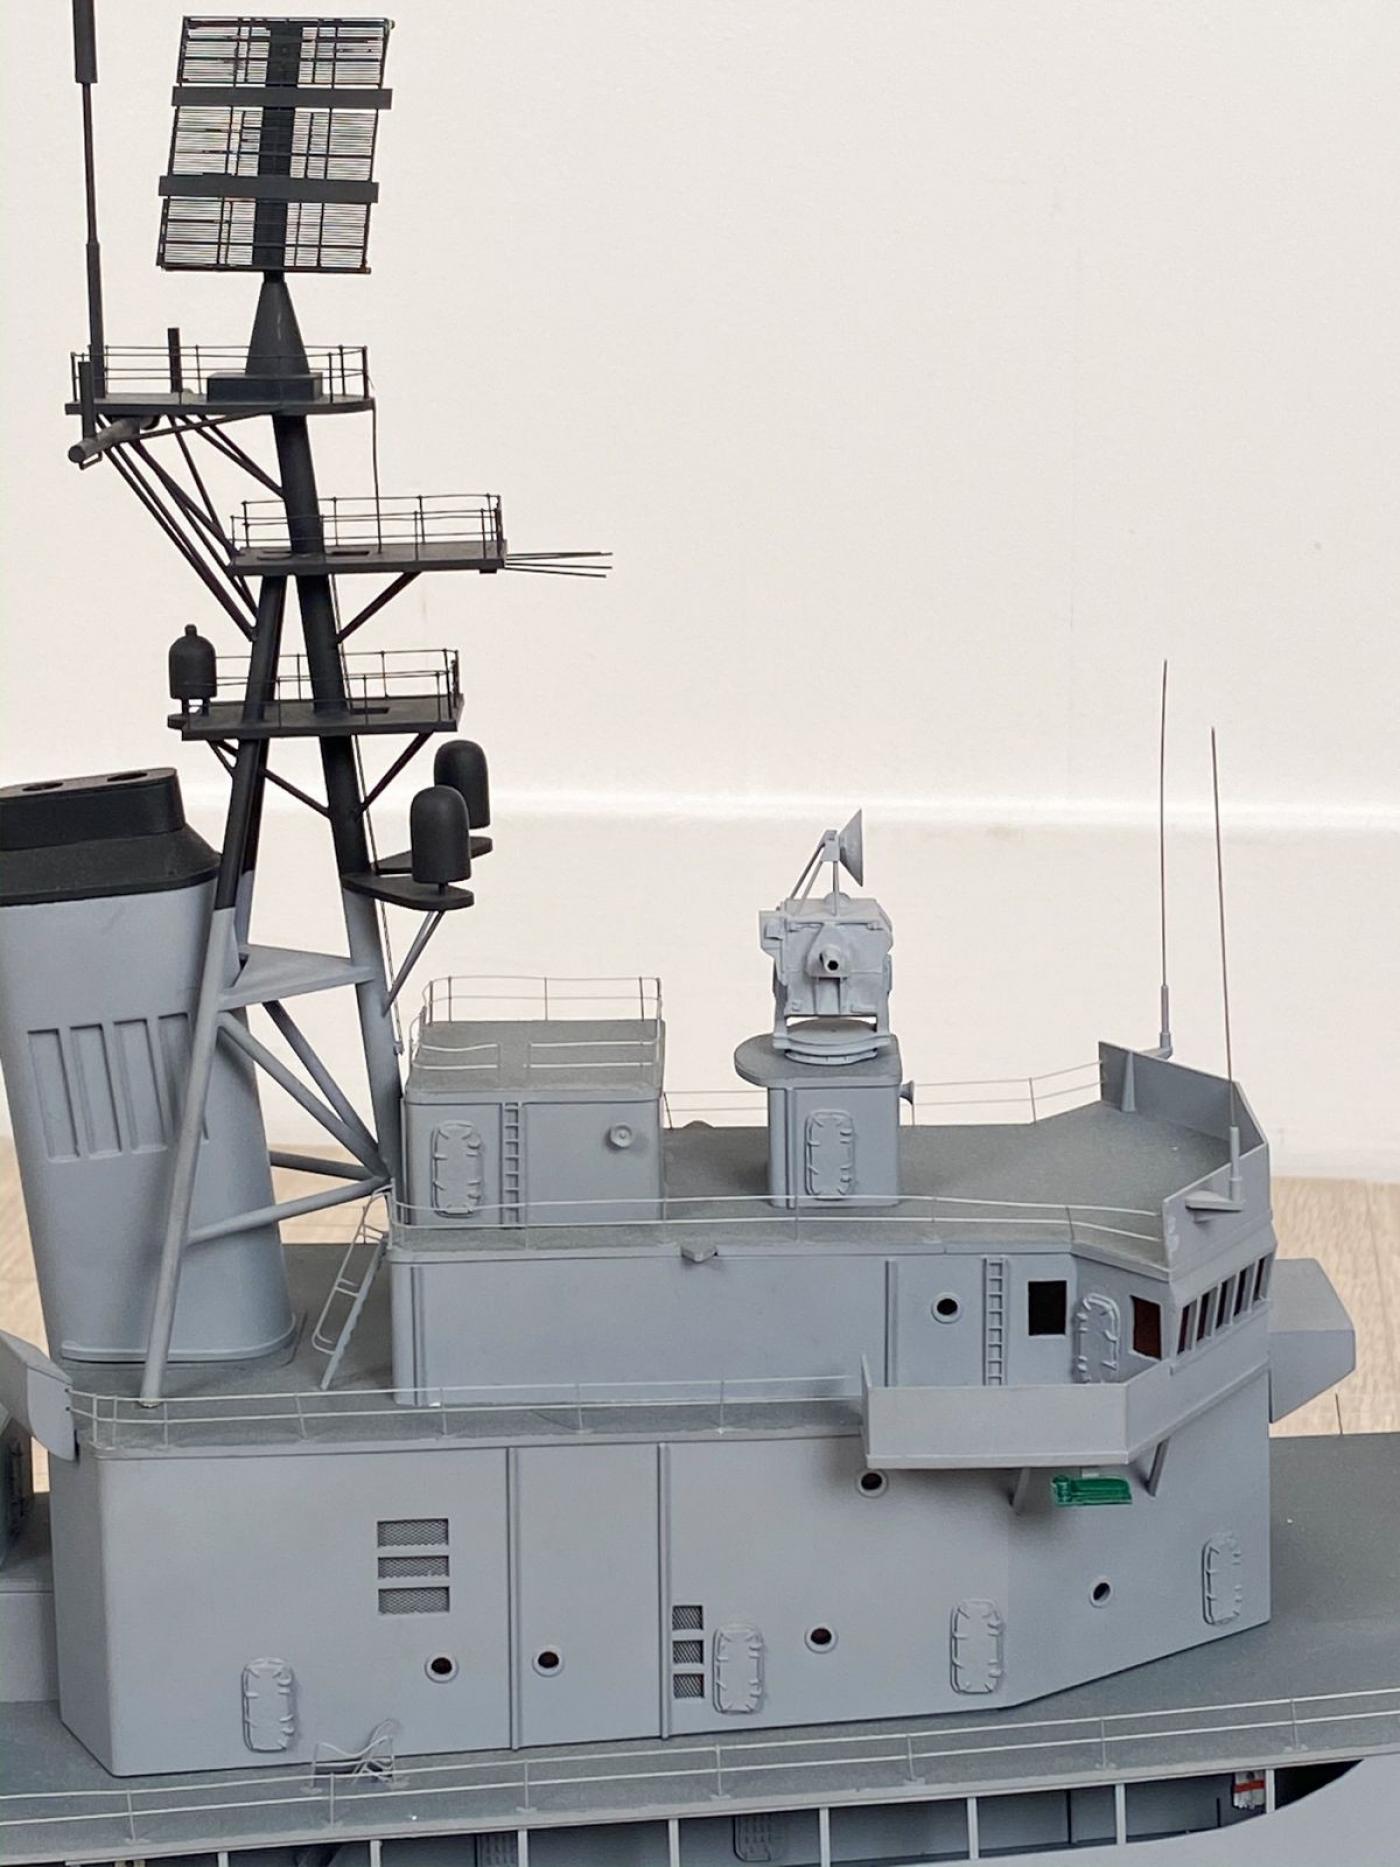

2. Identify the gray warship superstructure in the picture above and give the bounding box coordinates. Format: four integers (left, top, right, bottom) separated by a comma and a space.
1, 12, 1398, 1865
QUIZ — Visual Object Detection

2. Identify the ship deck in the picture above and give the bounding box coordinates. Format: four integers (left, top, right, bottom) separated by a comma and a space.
59, 1102, 1232, 1456
394, 1103, 1229, 1263
3, 1434, 1397, 1864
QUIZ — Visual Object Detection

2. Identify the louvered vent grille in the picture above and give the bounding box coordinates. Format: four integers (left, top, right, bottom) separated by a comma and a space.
670, 1604, 705, 1699
377, 1519, 449, 1613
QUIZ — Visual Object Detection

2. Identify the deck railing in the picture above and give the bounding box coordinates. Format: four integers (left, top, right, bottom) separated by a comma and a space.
71, 342, 370, 403
410, 976, 664, 1078
233, 493, 505, 560
2, 1684, 1396, 1861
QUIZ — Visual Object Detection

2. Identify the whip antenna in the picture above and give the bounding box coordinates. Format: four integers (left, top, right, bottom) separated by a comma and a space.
1156, 659, 1173, 1056
1211, 728, 1242, 1201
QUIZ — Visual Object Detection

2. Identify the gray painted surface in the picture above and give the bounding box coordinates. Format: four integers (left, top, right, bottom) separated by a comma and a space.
0, 1496, 58, 1704
1267, 1256, 1357, 1420
0, 881, 290, 1361
3, 1435, 1396, 1865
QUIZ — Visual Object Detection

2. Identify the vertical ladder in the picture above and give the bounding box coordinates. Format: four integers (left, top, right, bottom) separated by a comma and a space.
501, 1099, 524, 1225
983, 1256, 1009, 1386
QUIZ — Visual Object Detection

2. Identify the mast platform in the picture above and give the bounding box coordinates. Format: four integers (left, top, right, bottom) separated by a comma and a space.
68, 344, 373, 419
167, 647, 463, 741
230, 493, 507, 576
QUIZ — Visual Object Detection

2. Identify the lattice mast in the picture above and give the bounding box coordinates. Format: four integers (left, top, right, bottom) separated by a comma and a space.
65, 9, 604, 1401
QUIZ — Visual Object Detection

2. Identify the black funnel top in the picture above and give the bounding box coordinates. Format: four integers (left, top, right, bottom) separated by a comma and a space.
0, 769, 217, 908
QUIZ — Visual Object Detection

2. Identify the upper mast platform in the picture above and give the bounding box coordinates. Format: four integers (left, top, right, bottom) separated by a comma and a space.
67, 341, 373, 420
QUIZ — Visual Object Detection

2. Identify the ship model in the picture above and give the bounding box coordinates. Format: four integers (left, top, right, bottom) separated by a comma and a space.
1, 12, 1397, 1865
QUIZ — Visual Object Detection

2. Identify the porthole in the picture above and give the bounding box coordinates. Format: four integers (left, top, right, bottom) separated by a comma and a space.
425, 1654, 458, 1682
1091, 1579, 1113, 1607
533, 1647, 563, 1676
932, 1294, 962, 1323
856, 1469, 889, 1498
805, 1625, 837, 1653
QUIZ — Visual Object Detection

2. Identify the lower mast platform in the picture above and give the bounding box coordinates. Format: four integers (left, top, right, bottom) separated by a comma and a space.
3, 1434, 1397, 1864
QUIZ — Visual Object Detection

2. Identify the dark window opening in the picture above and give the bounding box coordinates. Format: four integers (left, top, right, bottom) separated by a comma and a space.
1234, 1272, 1250, 1318
1027, 1279, 1068, 1336
1254, 1257, 1272, 1303
1177, 1303, 1195, 1353
1197, 1293, 1215, 1342
1131, 1296, 1163, 1360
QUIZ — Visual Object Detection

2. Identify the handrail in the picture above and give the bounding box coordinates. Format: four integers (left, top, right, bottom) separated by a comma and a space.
1, 1683, 1395, 1849
70, 343, 370, 402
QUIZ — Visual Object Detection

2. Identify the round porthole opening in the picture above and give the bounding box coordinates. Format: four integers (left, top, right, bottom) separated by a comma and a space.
932, 1294, 962, 1323
806, 1625, 837, 1653
425, 1654, 458, 1681
857, 1469, 888, 1498
1091, 1579, 1113, 1607
533, 1647, 563, 1675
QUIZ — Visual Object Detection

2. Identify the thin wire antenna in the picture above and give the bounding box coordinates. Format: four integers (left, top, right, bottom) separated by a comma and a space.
1156, 660, 1173, 1056
72, 0, 107, 401
1211, 728, 1243, 1200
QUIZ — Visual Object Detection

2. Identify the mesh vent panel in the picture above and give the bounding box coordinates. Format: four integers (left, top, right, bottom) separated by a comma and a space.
672, 1604, 703, 1631
378, 1586, 449, 1615
672, 1639, 703, 1665
672, 1672, 704, 1698
378, 1555, 448, 1579
378, 1518, 449, 1547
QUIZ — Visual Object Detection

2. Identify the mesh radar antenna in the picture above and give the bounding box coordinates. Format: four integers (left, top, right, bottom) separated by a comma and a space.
64, 9, 607, 1401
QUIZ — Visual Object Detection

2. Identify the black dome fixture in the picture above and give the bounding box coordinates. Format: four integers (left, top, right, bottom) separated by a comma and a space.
410, 785, 472, 887
433, 739, 490, 830
168, 625, 217, 715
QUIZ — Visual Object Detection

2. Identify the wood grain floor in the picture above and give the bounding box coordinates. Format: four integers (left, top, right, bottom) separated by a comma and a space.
1, 1142, 1396, 1492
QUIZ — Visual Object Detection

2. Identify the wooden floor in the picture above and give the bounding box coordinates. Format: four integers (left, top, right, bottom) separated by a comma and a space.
1, 1144, 1396, 1492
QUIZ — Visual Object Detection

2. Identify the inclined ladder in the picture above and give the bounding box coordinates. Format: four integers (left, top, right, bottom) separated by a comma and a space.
312, 1214, 390, 1390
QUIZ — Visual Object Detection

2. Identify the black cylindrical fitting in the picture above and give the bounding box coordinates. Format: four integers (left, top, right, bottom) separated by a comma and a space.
410, 786, 472, 885
169, 625, 218, 705
433, 739, 490, 829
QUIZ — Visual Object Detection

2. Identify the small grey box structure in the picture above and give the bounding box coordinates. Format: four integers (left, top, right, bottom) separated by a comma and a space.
734, 1034, 904, 1207
403, 978, 665, 1227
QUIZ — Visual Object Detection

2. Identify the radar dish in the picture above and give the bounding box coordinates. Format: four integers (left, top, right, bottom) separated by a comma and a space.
838, 810, 864, 886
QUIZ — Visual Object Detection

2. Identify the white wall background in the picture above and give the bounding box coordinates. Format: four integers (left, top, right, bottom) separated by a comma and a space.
2, 2, 1397, 1173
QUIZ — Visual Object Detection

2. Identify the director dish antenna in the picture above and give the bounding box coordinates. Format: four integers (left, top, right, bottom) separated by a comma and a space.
790, 810, 865, 900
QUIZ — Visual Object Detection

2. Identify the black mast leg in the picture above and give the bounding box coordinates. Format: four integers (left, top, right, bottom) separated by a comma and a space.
269, 402, 403, 1181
